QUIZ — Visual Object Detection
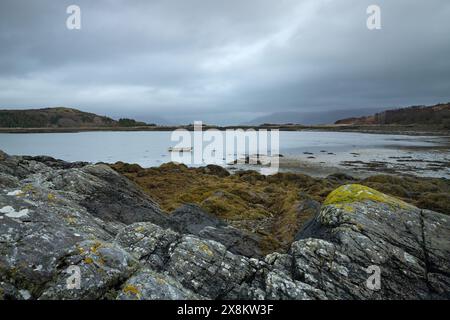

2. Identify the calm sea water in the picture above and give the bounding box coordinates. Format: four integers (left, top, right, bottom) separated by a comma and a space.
0, 131, 448, 174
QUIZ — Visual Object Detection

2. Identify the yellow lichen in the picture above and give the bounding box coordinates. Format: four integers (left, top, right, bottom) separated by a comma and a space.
84, 257, 94, 264
47, 193, 56, 201
324, 184, 410, 209
333, 203, 356, 213
21, 184, 35, 195
199, 243, 214, 256
65, 216, 77, 225
123, 284, 141, 298
134, 226, 146, 233
97, 257, 106, 266
90, 242, 102, 253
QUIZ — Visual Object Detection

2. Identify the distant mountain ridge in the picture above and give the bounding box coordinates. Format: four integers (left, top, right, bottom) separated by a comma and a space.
245, 108, 387, 126
335, 102, 450, 126
0, 107, 150, 128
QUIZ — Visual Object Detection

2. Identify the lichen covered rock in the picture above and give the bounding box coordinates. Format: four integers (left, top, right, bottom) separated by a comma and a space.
39, 240, 138, 300
117, 269, 201, 300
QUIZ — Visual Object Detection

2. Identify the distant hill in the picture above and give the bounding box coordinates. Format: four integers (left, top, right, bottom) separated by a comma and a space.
335, 102, 450, 126
246, 108, 386, 125
0, 107, 150, 128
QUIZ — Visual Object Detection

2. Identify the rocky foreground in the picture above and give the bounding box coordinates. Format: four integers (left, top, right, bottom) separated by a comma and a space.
0, 150, 449, 300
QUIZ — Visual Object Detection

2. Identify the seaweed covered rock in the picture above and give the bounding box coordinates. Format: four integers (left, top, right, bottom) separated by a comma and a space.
199, 164, 230, 177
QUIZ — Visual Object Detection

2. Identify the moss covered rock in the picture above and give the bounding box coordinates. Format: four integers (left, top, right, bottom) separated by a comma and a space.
324, 184, 412, 209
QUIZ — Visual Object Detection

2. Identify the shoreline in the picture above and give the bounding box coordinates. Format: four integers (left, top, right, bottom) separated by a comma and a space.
0, 124, 449, 136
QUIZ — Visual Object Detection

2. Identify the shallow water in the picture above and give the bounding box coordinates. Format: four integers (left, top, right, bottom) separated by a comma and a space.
0, 131, 448, 177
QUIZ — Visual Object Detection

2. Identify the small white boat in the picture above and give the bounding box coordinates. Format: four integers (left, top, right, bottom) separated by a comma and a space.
168, 147, 193, 152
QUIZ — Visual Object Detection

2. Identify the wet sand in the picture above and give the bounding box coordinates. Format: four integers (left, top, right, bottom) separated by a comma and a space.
230, 138, 450, 179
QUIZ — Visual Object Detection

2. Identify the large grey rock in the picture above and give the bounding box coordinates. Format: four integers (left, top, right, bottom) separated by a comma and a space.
170, 204, 262, 257
165, 235, 254, 299
48, 164, 170, 227
115, 222, 180, 270
0, 152, 170, 229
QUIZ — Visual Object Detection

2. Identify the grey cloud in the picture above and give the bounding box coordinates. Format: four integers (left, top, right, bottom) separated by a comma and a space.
0, 0, 449, 124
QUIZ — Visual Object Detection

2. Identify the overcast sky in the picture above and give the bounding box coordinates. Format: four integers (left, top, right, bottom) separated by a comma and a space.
0, 0, 449, 124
